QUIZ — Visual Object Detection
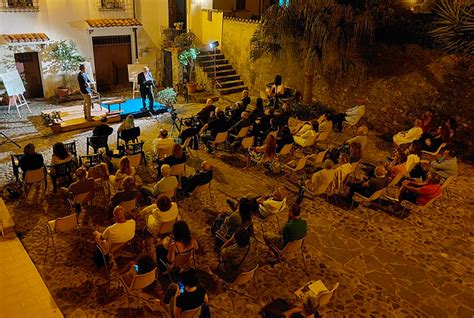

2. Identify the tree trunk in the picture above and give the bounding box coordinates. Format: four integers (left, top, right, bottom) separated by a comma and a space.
303, 55, 315, 105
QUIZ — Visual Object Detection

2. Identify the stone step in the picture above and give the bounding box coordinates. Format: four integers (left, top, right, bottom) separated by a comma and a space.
215, 74, 241, 82
197, 53, 225, 61
218, 85, 248, 95
217, 79, 245, 88
203, 64, 233, 73
199, 48, 221, 55
198, 59, 228, 67
210, 69, 237, 77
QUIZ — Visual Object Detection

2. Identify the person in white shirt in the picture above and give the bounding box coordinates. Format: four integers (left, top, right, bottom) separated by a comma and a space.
140, 164, 178, 201
93, 206, 136, 252
393, 119, 423, 146
141, 195, 179, 236
331, 99, 366, 132
293, 120, 318, 148
305, 159, 336, 195
152, 129, 174, 159
256, 188, 287, 219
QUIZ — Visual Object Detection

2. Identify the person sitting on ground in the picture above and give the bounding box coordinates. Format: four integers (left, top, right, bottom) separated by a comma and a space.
430, 149, 458, 182
93, 206, 136, 252
49, 142, 75, 192
264, 203, 307, 257
247, 134, 278, 167
93, 116, 114, 137
398, 172, 442, 206
214, 229, 259, 283
276, 124, 294, 153
200, 109, 229, 153
181, 161, 213, 196
304, 159, 336, 195
331, 99, 366, 132
110, 156, 136, 190
118, 114, 135, 133
19, 143, 44, 177
140, 164, 178, 201
196, 98, 216, 124
349, 166, 388, 199
141, 194, 180, 236
249, 98, 264, 122
393, 119, 423, 146
60, 167, 95, 212
153, 129, 175, 159
255, 187, 287, 219
293, 120, 318, 148
108, 176, 138, 218
156, 221, 199, 272
162, 269, 209, 318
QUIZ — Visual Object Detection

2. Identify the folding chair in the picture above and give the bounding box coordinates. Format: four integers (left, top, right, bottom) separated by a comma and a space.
156, 147, 173, 160
230, 126, 250, 140
170, 163, 186, 178
400, 194, 442, 227
307, 150, 328, 167
210, 132, 228, 151
49, 161, 76, 192
183, 136, 199, 158
241, 136, 254, 150
270, 237, 307, 273
277, 143, 293, 158
181, 307, 202, 318
127, 153, 142, 169
67, 191, 95, 213
97, 241, 128, 277
283, 155, 309, 172
118, 268, 157, 317
119, 198, 138, 218
190, 181, 213, 207
126, 141, 147, 165
23, 167, 47, 198
159, 249, 196, 282
297, 280, 339, 314
224, 264, 259, 313
351, 188, 387, 222
44, 213, 81, 265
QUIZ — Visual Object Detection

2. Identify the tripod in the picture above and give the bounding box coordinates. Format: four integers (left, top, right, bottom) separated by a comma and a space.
0, 132, 21, 148
169, 109, 183, 137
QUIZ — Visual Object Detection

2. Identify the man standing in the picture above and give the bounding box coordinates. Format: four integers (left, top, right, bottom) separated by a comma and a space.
137, 66, 155, 112
78, 64, 93, 121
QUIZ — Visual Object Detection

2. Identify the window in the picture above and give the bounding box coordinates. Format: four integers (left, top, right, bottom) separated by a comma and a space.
99, 0, 124, 10
236, 0, 246, 11
1, 0, 39, 12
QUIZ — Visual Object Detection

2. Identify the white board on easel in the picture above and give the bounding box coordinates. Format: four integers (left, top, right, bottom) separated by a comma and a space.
83, 61, 96, 84
0, 70, 31, 118
127, 64, 148, 99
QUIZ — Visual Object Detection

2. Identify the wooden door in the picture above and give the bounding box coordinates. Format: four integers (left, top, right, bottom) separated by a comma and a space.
14, 52, 43, 98
162, 50, 173, 88
92, 35, 132, 91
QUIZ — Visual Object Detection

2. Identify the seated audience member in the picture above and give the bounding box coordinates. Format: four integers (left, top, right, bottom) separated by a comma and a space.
227, 101, 248, 125
349, 142, 363, 163
162, 269, 209, 318
276, 124, 294, 152
118, 114, 135, 132
264, 203, 307, 256
196, 98, 216, 124
153, 129, 174, 158
60, 167, 95, 212
50, 142, 75, 192
293, 120, 318, 147
421, 109, 434, 134
110, 156, 136, 190
332, 154, 353, 192
93, 116, 114, 137
108, 176, 138, 218
430, 149, 458, 182
252, 108, 274, 145
249, 98, 264, 121
19, 143, 44, 177
141, 194, 179, 236
177, 119, 199, 147
214, 229, 259, 283
181, 161, 213, 195
330, 99, 366, 132
200, 109, 229, 153
445, 118, 457, 144
157, 144, 187, 178
93, 206, 136, 252
405, 142, 423, 178
349, 166, 388, 198
228, 111, 251, 140
247, 134, 277, 167
317, 113, 333, 135
272, 102, 292, 127
305, 159, 336, 195
329, 126, 368, 162
156, 221, 199, 271
241, 90, 251, 107
398, 172, 442, 206
386, 151, 408, 179
119, 253, 156, 291
255, 187, 287, 219
393, 119, 423, 146
140, 164, 178, 200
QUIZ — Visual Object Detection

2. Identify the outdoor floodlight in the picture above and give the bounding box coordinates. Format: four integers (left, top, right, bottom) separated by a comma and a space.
209, 41, 219, 49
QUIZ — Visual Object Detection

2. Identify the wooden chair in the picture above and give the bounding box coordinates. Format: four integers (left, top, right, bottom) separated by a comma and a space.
351, 188, 387, 222
24, 167, 47, 198
63, 141, 78, 161
117, 127, 140, 147
210, 131, 228, 151
80, 154, 102, 169
44, 213, 81, 265
118, 267, 157, 317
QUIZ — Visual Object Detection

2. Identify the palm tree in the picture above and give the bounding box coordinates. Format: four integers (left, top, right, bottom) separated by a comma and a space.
250, 0, 374, 104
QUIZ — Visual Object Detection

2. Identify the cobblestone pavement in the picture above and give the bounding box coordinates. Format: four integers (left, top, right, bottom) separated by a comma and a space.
0, 95, 473, 317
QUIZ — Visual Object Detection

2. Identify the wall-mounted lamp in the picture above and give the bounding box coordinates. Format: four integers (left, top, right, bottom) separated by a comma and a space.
209, 41, 219, 49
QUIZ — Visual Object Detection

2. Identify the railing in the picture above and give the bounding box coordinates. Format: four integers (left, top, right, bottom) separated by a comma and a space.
98, 0, 125, 10
161, 28, 193, 48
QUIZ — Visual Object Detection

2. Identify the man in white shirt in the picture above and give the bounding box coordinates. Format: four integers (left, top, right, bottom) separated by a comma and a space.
153, 129, 174, 159
93, 206, 135, 252
140, 164, 178, 201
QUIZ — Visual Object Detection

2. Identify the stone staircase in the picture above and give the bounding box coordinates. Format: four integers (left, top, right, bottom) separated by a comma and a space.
197, 48, 248, 95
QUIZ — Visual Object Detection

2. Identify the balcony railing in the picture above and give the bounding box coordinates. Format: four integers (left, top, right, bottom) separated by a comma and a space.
161, 28, 194, 49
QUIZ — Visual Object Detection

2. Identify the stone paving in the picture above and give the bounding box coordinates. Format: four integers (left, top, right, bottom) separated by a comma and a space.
0, 95, 473, 317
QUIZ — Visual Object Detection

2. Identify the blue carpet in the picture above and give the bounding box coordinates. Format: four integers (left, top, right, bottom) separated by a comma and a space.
103, 98, 168, 119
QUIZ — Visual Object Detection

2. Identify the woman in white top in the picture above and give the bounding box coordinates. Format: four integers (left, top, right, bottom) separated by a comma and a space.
110, 156, 136, 191
257, 187, 287, 218
306, 159, 336, 195
141, 195, 179, 236
294, 120, 318, 148
393, 119, 423, 146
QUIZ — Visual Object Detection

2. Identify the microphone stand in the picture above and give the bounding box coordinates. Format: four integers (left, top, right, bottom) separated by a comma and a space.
0, 132, 21, 148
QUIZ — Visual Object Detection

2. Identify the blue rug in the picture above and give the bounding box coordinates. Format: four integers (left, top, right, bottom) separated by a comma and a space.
103, 98, 168, 119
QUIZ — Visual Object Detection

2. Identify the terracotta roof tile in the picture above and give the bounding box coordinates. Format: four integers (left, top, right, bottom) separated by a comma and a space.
2, 33, 49, 43
86, 18, 142, 28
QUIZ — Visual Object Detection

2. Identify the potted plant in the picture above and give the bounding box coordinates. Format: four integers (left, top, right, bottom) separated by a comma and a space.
174, 22, 184, 30
49, 40, 84, 97
156, 87, 177, 108
178, 48, 200, 94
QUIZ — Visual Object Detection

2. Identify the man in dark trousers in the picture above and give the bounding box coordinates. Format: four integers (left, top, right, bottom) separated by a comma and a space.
137, 66, 155, 112
77, 64, 93, 121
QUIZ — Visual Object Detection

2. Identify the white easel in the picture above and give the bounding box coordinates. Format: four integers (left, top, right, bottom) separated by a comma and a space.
128, 64, 147, 99
1, 70, 32, 118
132, 81, 140, 99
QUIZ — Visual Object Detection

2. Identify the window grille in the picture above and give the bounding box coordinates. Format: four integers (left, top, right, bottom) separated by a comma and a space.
1, 0, 39, 12
92, 35, 131, 46
98, 0, 124, 10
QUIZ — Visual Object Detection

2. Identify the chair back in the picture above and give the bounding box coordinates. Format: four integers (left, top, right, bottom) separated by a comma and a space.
194, 182, 210, 195
63, 141, 78, 161
278, 143, 293, 156
52, 161, 76, 178
232, 264, 258, 287
126, 141, 145, 155
161, 189, 176, 200
24, 167, 45, 184
316, 130, 330, 142
368, 188, 386, 201
294, 157, 308, 171
53, 214, 79, 233
80, 154, 102, 169
441, 175, 456, 190
213, 132, 228, 144
312, 150, 328, 165
183, 137, 194, 149
170, 163, 186, 176
388, 173, 404, 188
235, 126, 249, 139
181, 306, 202, 318
129, 268, 157, 291
282, 237, 304, 256
172, 249, 194, 268
303, 135, 317, 148
119, 127, 141, 144
119, 198, 137, 214
88, 135, 109, 149
241, 136, 254, 149
268, 130, 278, 138
157, 218, 177, 236
422, 193, 443, 209
128, 153, 142, 168
317, 283, 340, 308
157, 147, 173, 160
109, 242, 127, 255
73, 191, 93, 205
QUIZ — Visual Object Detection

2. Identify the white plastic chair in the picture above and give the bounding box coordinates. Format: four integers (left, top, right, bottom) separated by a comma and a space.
351, 188, 387, 222
24, 167, 47, 198
181, 306, 202, 318
210, 132, 229, 151
118, 268, 157, 317
170, 163, 186, 177
44, 213, 81, 265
